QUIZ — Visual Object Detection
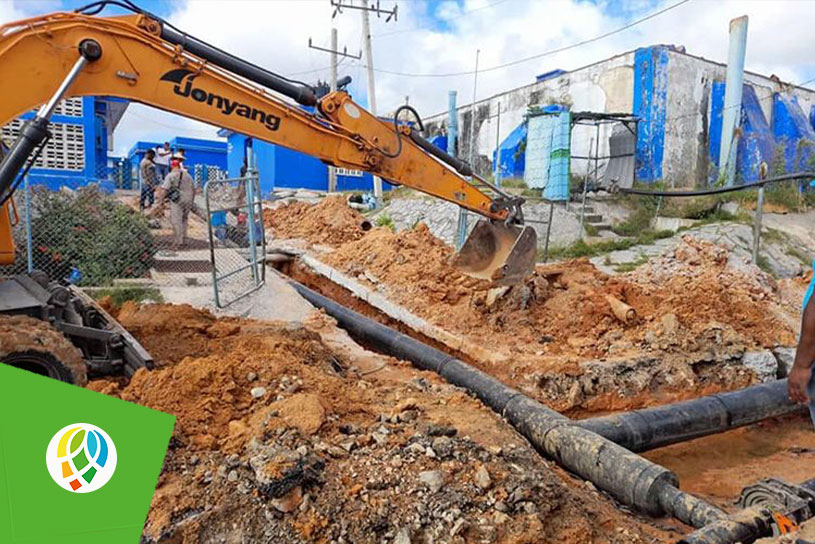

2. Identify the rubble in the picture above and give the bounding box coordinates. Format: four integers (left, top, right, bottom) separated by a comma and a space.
91, 303, 675, 543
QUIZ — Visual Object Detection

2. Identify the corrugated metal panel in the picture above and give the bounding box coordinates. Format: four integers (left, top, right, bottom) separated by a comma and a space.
604, 126, 635, 188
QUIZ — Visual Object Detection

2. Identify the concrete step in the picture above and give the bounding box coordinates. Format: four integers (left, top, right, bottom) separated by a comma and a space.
568, 205, 595, 214
590, 223, 613, 231
583, 214, 603, 223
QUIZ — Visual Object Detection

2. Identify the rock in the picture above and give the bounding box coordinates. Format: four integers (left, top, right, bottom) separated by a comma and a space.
431, 437, 453, 458
225, 454, 241, 468
227, 469, 239, 482
251, 386, 267, 399
426, 423, 457, 437
742, 350, 778, 382
773, 347, 797, 378
246, 372, 258, 382
406, 442, 425, 454
393, 527, 412, 544
450, 518, 467, 537
418, 470, 445, 493
474, 464, 492, 490
721, 201, 740, 215
494, 500, 509, 513
273, 394, 326, 435
271, 486, 303, 513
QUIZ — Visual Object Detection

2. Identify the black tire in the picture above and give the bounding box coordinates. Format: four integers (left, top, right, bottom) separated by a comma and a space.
3, 349, 78, 383
0, 315, 87, 386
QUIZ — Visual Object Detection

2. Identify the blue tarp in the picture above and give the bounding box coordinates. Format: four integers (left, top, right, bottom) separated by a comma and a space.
493, 122, 526, 180
429, 135, 448, 152
633, 46, 669, 182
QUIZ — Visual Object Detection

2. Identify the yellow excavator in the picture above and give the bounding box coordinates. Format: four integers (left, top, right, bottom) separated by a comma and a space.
0, 1, 537, 386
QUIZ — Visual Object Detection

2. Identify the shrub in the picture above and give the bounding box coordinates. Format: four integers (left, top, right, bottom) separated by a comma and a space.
30, 186, 156, 285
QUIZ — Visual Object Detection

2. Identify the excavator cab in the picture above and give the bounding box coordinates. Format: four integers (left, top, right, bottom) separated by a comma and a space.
454, 220, 538, 286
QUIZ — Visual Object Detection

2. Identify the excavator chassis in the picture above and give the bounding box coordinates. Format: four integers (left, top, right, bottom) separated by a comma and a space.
0, 271, 153, 385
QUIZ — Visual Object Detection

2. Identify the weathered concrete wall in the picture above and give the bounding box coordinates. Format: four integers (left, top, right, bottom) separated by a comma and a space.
663, 49, 815, 187
423, 44, 815, 188
423, 52, 636, 178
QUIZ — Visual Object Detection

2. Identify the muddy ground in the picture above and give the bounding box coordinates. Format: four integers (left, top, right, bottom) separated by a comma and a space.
90, 303, 680, 544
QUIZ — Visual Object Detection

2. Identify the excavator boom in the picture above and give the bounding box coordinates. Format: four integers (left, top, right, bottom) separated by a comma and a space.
0, 4, 536, 284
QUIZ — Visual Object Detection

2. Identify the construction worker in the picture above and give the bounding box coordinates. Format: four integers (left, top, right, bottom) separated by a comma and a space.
139, 149, 157, 210
154, 141, 171, 179
789, 262, 815, 418
155, 154, 195, 247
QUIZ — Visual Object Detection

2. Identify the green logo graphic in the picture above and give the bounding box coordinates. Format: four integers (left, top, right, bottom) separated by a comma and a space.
0, 365, 175, 543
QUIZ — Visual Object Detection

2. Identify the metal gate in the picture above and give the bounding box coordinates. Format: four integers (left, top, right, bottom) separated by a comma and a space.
204, 170, 266, 308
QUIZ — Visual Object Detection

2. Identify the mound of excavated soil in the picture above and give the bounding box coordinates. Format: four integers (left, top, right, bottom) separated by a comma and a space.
318, 227, 798, 411
91, 304, 675, 544
263, 196, 369, 246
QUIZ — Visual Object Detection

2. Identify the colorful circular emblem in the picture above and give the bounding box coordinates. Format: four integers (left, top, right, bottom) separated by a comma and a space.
45, 423, 117, 493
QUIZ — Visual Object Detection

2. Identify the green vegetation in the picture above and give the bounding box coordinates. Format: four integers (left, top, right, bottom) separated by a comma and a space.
786, 246, 812, 266
614, 254, 650, 273
374, 213, 396, 231
30, 186, 156, 286
755, 254, 777, 278
90, 286, 163, 307
545, 229, 673, 260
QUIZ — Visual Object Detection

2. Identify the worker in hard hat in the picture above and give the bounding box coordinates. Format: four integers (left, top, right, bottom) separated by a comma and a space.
155, 153, 196, 248
789, 260, 815, 425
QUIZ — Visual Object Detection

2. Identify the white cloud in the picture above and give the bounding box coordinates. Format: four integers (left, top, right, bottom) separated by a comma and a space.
3, 0, 815, 154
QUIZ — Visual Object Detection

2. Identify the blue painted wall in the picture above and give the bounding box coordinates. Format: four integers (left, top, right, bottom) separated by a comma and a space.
633, 46, 669, 182
708, 82, 775, 183
22, 97, 114, 191
772, 93, 815, 173
223, 130, 389, 197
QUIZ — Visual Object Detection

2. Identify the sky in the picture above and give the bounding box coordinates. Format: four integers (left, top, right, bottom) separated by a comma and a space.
2, 0, 815, 157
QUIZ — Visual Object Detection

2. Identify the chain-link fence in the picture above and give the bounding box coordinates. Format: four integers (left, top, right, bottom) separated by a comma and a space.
0, 162, 263, 308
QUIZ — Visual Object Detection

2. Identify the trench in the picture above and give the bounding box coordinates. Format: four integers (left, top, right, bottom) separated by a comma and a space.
274, 258, 815, 542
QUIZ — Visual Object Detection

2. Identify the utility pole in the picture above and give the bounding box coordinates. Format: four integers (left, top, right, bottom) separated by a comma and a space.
456, 49, 479, 250
360, 6, 381, 204
307, 29, 361, 193
329, 28, 338, 192
494, 101, 501, 188
332, 0, 397, 207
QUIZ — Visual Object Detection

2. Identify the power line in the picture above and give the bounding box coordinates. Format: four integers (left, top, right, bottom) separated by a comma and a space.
368, 0, 692, 78
372, 0, 514, 38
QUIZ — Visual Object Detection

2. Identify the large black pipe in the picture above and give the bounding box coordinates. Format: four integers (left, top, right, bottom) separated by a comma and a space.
577, 379, 803, 452
288, 279, 726, 527
160, 24, 317, 106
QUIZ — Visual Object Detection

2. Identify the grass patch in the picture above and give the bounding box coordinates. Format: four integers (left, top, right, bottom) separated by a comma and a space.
755, 254, 777, 278
545, 229, 673, 260
614, 254, 650, 273
786, 246, 812, 266
374, 213, 396, 231
583, 222, 599, 237
90, 286, 163, 307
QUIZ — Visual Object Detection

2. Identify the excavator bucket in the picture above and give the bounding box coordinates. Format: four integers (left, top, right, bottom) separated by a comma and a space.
453, 220, 538, 286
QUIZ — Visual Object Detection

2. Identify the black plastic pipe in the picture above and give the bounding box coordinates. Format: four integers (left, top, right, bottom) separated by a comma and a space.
288, 279, 726, 527
160, 24, 317, 106
577, 379, 803, 452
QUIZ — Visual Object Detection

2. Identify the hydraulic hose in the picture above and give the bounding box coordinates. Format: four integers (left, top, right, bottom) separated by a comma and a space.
577, 379, 803, 452
287, 278, 724, 527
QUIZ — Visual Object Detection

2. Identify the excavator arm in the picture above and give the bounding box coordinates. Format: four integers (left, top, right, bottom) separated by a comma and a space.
0, 5, 536, 284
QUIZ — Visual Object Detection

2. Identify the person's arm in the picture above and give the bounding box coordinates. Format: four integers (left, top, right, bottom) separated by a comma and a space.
789, 295, 815, 403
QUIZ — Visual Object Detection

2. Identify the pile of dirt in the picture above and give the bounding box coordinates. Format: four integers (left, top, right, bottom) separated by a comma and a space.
263, 196, 370, 246
92, 304, 675, 543
317, 228, 798, 411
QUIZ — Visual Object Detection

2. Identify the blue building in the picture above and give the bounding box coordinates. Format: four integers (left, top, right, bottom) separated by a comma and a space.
1, 96, 129, 192
219, 129, 387, 197
127, 136, 227, 184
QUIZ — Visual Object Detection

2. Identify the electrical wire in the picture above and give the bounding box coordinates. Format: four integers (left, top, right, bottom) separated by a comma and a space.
368, 0, 692, 78
617, 171, 815, 198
